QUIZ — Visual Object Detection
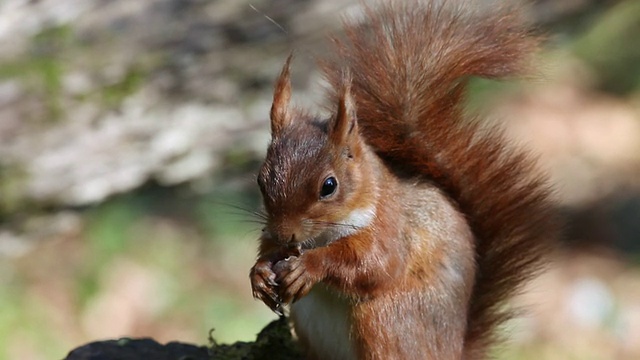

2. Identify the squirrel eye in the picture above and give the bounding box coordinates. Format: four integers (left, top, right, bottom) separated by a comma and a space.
320, 176, 338, 199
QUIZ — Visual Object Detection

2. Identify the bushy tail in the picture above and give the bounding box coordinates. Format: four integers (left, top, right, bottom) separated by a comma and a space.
321, 1, 556, 357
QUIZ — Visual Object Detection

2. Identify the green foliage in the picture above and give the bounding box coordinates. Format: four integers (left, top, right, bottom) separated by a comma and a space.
86, 198, 141, 260
464, 77, 523, 115
572, 0, 640, 94
0, 273, 69, 358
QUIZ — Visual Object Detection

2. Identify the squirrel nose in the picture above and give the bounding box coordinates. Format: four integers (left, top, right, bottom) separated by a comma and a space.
275, 232, 296, 245
264, 226, 294, 245
279, 231, 303, 246
268, 219, 301, 245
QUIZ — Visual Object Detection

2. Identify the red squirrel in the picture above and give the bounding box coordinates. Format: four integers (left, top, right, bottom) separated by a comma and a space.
250, 1, 556, 359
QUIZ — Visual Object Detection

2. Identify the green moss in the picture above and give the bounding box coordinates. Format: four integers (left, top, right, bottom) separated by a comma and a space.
0, 25, 74, 121
209, 318, 303, 360
0, 57, 63, 120
100, 66, 145, 108
32, 24, 73, 46
0, 163, 29, 218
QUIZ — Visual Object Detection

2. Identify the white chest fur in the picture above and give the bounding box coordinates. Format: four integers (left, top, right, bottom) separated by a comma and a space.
311, 206, 376, 248
291, 285, 356, 360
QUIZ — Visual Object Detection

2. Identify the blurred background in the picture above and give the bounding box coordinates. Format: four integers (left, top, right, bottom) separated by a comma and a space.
0, 0, 639, 359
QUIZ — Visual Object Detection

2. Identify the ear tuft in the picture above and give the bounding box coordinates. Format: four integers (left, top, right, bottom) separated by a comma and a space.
270, 54, 293, 135
330, 71, 358, 147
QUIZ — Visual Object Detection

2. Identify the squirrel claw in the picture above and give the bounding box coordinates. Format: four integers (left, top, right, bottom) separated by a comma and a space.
250, 259, 282, 311
273, 303, 285, 317
274, 255, 316, 304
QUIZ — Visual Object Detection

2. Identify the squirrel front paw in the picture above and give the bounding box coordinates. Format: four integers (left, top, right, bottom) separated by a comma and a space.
250, 259, 283, 315
274, 255, 318, 304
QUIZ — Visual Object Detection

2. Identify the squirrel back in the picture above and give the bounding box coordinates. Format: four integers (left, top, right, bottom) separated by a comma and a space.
320, 0, 554, 356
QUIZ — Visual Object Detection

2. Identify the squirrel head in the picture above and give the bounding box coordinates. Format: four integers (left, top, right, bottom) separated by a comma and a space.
258, 56, 377, 249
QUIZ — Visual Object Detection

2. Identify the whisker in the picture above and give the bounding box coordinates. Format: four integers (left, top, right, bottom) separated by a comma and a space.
309, 220, 362, 231
240, 228, 262, 239
301, 236, 318, 249
215, 209, 266, 221
249, 4, 288, 35
223, 204, 268, 220
235, 219, 267, 225
202, 199, 269, 221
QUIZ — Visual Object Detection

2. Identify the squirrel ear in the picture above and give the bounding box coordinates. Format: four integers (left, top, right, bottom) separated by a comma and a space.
270, 54, 293, 136
330, 75, 358, 149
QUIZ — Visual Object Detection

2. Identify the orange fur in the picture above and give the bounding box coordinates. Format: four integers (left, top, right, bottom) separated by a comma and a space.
250, 1, 557, 359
